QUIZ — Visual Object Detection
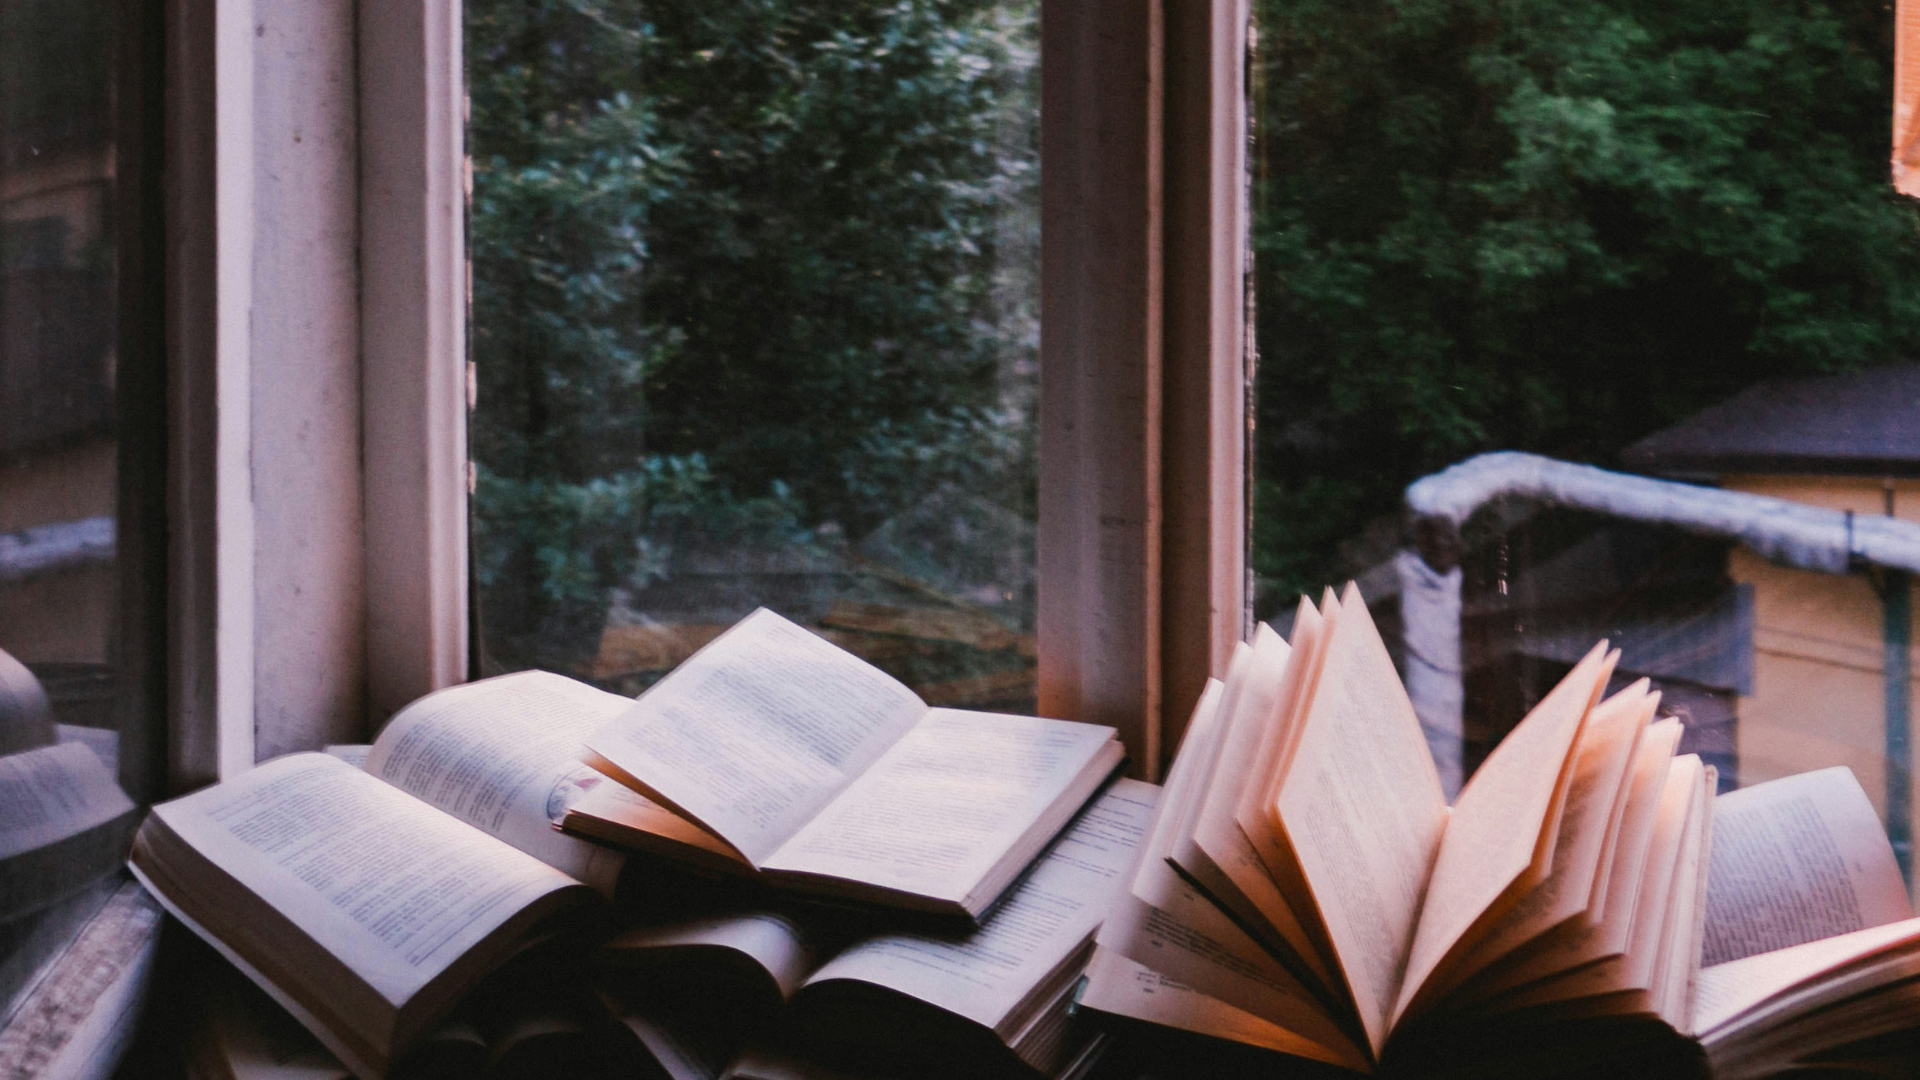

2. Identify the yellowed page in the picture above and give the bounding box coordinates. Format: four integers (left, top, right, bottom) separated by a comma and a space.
1104, 679, 1357, 1061
561, 782, 745, 868
1234, 596, 1323, 881
1485, 754, 1703, 1013
1451, 719, 1682, 1005
1701, 766, 1910, 967
1392, 642, 1616, 1023
1452, 682, 1652, 978
1618, 755, 1707, 998
1271, 583, 1448, 1057
584, 608, 928, 866
366, 670, 631, 890
1587, 692, 1661, 923
1172, 624, 1331, 988
1077, 947, 1356, 1066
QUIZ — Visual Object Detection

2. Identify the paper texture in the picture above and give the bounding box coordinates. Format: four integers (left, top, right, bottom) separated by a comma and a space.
764, 710, 1115, 901
1701, 767, 1910, 967
152, 753, 578, 1004
586, 609, 926, 865
367, 671, 632, 888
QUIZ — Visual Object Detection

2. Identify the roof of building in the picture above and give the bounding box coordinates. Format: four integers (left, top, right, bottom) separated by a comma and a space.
1620, 364, 1920, 477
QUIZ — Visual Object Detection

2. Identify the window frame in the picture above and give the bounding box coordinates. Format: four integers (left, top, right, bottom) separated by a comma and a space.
163, 0, 1248, 787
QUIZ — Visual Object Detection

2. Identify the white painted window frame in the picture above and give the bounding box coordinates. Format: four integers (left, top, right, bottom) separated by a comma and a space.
165, 0, 1246, 787
166, 0, 468, 790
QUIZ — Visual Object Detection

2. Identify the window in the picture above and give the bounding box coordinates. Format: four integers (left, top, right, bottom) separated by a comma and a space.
465, 1, 1045, 713
1250, 0, 1920, 864
0, 0, 164, 1027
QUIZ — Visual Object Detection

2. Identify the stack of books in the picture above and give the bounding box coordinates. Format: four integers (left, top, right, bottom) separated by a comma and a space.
133, 599, 1920, 1078
133, 609, 1133, 1079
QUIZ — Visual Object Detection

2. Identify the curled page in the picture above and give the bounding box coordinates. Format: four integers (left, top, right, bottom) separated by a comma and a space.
586, 609, 927, 866
1701, 766, 1909, 967
805, 779, 1159, 1028
147, 753, 580, 1005
367, 670, 632, 890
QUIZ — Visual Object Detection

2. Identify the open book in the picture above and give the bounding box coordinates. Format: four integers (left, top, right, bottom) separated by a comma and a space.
1079, 583, 1723, 1072
571, 608, 1125, 922
596, 780, 1157, 1080
129, 669, 645, 1077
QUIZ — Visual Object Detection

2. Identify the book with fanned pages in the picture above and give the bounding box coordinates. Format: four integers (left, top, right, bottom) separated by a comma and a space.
568, 608, 1125, 924
1076, 583, 1920, 1078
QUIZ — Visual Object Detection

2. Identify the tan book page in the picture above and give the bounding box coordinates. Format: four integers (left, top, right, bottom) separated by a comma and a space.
604, 910, 819, 1000
1234, 596, 1323, 881
1098, 884, 1364, 1068
1162, 643, 1255, 865
1701, 766, 1910, 967
760, 710, 1117, 903
148, 753, 581, 1008
1176, 625, 1329, 987
1647, 763, 1714, 1025
1392, 642, 1616, 1023
1693, 916, 1920, 1038
1452, 682, 1653, 978
1076, 948, 1358, 1068
1486, 754, 1703, 1013
1271, 583, 1448, 1057
1587, 693, 1662, 923
584, 609, 928, 866
804, 780, 1155, 1029
1621, 756, 1706, 995
562, 782, 745, 867
1453, 719, 1682, 1006
366, 670, 632, 889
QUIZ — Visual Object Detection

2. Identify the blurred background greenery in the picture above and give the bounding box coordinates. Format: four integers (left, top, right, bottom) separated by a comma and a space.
466, 0, 1920, 676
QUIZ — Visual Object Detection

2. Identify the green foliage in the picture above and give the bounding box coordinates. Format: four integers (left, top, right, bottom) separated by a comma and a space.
467, 0, 1037, 664
1254, 0, 1920, 608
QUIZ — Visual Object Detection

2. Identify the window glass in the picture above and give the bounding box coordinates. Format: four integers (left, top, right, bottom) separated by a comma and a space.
1252, 0, 1920, 864
0, 0, 156, 1012
466, 0, 1041, 710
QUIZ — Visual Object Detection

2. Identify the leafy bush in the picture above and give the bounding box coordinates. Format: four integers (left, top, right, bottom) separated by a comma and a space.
1253, 0, 1920, 607
467, 0, 1038, 668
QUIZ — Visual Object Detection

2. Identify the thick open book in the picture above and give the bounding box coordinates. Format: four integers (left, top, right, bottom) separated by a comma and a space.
129, 669, 645, 1077
571, 608, 1125, 922
1079, 584, 1723, 1073
596, 779, 1157, 1080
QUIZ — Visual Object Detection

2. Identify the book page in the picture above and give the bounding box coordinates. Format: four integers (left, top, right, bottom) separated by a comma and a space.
0, 741, 134, 861
761, 710, 1116, 902
801, 779, 1156, 1028
1457, 719, 1682, 1005
605, 910, 819, 1001
1693, 916, 1920, 1036
150, 753, 583, 1006
1233, 595, 1324, 884
563, 782, 743, 866
1393, 641, 1615, 1023
1457, 681, 1652, 974
585, 609, 927, 866
1180, 626, 1326, 979
1271, 583, 1448, 1056
1700, 766, 1910, 967
1076, 947, 1353, 1065
366, 670, 631, 891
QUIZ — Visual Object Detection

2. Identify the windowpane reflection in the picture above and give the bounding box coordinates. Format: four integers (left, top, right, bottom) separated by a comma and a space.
466, 1, 1041, 710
